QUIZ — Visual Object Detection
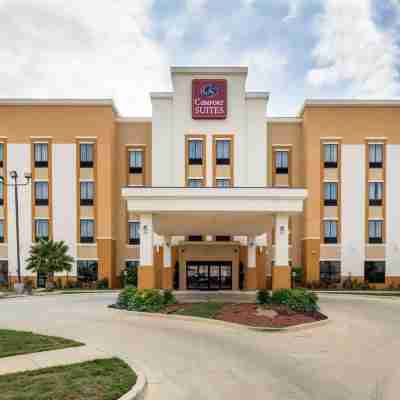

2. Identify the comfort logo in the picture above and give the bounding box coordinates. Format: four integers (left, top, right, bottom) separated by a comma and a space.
192, 79, 227, 119
200, 83, 218, 98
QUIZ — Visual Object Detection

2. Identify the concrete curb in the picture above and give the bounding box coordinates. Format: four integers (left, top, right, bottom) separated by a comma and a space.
119, 361, 147, 400
112, 307, 330, 333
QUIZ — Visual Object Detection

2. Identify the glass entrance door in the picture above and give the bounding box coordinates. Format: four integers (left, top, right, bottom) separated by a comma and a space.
186, 261, 232, 290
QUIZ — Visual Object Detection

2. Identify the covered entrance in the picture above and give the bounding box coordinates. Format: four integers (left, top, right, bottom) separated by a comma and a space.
187, 261, 232, 290
122, 186, 307, 291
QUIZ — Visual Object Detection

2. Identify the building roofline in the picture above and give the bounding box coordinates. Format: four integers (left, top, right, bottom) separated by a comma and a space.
150, 92, 173, 99
267, 117, 302, 124
298, 99, 400, 116
246, 92, 269, 100
171, 66, 248, 75
0, 98, 119, 114
116, 117, 152, 123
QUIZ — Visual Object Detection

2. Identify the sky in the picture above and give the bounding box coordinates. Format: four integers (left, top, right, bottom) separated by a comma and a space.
1, 0, 399, 116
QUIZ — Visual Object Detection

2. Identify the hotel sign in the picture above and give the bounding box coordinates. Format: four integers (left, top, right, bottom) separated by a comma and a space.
192, 79, 227, 119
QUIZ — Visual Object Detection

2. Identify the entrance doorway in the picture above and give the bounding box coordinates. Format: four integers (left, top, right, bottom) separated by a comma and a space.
186, 261, 232, 290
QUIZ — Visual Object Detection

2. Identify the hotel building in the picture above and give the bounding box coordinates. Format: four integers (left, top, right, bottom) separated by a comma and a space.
0, 66, 399, 290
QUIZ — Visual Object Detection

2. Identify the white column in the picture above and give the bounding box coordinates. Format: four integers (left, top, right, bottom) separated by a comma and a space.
163, 236, 171, 268
140, 213, 154, 266
247, 235, 256, 268
275, 214, 289, 266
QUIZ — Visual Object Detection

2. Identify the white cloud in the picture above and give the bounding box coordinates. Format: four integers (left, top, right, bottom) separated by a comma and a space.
307, 0, 399, 97
0, 0, 171, 116
283, 0, 303, 22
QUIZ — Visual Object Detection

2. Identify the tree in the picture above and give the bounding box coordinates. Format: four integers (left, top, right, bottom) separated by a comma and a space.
26, 239, 74, 288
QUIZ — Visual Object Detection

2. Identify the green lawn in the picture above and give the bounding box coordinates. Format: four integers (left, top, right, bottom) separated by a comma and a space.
0, 358, 137, 400
172, 302, 225, 319
0, 329, 83, 358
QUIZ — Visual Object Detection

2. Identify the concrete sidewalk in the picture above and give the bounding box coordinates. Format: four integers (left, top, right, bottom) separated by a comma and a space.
0, 345, 111, 375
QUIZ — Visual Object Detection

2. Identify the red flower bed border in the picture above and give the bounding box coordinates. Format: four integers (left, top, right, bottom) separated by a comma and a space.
165, 303, 327, 328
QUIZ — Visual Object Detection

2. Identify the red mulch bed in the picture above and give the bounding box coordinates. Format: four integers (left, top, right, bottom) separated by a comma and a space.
165, 303, 327, 328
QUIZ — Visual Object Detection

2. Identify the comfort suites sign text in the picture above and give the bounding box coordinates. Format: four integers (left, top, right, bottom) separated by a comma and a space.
192, 79, 227, 119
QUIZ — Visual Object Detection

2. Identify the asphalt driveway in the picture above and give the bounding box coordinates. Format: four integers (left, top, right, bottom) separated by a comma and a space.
0, 293, 399, 400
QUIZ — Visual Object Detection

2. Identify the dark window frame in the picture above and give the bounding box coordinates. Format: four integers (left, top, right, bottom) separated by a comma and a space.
77, 260, 98, 283
188, 235, 203, 242
80, 219, 94, 243
80, 143, 94, 169
128, 221, 140, 245
365, 261, 385, 283
320, 261, 341, 283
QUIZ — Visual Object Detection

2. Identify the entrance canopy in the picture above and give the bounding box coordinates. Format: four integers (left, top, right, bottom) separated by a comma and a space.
121, 187, 308, 236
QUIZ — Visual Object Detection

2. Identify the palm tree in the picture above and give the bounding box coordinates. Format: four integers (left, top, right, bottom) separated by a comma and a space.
26, 239, 74, 288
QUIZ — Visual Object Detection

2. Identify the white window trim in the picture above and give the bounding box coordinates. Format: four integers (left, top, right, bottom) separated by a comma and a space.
215, 137, 232, 141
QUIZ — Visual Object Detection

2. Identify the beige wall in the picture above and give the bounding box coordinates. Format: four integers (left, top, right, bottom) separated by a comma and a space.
115, 121, 152, 277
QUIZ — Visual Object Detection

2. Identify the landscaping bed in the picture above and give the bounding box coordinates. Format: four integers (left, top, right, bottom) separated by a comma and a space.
0, 329, 83, 358
113, 287, 327, 329
164, 302, 326, 327
0, 357, 136, 400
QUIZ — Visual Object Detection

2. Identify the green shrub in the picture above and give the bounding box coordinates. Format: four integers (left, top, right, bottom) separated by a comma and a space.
127, 289, 165, 312
96, 278, 109, 290
124, 266, 138, 287
256, 289, 271, 305
163, 289, 177, 305
117, 287, 137, 308
272, 288, 319, 313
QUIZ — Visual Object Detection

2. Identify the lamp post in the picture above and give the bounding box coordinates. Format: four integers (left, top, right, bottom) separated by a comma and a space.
0, 171, 32, 288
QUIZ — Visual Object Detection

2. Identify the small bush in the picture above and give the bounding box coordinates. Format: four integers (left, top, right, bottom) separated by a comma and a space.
96, 278, 109, 290
127, 289, 164, 312
117, 287, 137, 308
256, 289, 271, 305
272, 288, 319, 313
124, 267, 138, 287
163, 289, 177, 305
117, 288, 177, 312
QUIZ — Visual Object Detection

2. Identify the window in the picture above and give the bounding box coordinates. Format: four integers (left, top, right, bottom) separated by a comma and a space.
34, 143, 48, 168
0, 260, 8, 286
77, 260, 98, 283
35, 219, 49, 241
0, 182, 3, 206
188, 140, 203, 165
80, 219, 94, 243
80, 182, 94, 206
215, 236, 231, 241
0, 220, 4, 243
275, 151, 289, 174
216, 178, 231, 188
0, 143, 4, 168
128, 221, 140, 245
324, 220, 338, 244
187, 179, 203, 188
320, 261, 341, 283
35, 182, 48, 206
216, 140, 230, 165
324, 182, 338, 206
124, 260, 139, 286
324, 144, 338, 168
188, 235, 203, 241
80, 143, 94, 168
369, 143, 383, 168
365, 261, 385, 283
369, 182, 383, 206
129, 150, 143, 174
368, 220, 383, 243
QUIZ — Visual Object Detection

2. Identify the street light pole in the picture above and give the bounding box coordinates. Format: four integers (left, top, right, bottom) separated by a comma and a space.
1, 171, 31, 287
13, 175, 21, 283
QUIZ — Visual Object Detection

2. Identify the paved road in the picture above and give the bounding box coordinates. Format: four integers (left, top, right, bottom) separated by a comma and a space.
0, 293, 399, 400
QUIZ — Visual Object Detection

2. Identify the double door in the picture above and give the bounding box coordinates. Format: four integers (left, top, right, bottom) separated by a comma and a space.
186, 261, 232, 290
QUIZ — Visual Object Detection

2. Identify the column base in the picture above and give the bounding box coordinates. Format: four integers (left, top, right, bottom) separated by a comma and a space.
272, 266, 292, 290
138, 265, 156, 289
162, 267, 173, 289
